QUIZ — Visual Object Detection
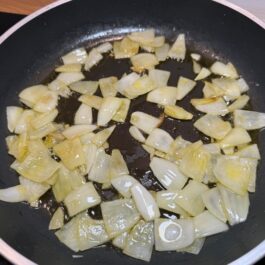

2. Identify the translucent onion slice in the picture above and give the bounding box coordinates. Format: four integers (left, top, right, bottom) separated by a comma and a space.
6, 134, 28, 161
101, 199, 140, 238
193, 210, 229, 238
213, 155, 252, 195
192, 60, 202, 74
48, 79, 71, 98
0, 185, 27, 202
113, 38, 139, 59
235, 144, 261, 160
97, 97, 121, 126
129, 126, 146, 143
99, 76, 118, 97
110, 149, 129, 179
79, 94, 103, 109
64, 182, 101, 217
164, 105, 193, 120
49, 207, 64, 230
145, 128, 174, 153
202, 81, 224, 98
96, 42, 112, 53
194, 114, 232, 140
191, 53, 201, 61
175, 180, 208, 216
155, 43, 170, 61
150, 157, 187, 190
203, 143, 221, 155
53, 138, 85, 170
155, 218, 194, 251
202, 155, 218, 184
228, 95, 250, 112
147, 86, 178, 106
57, 72, 85, 85
168, 34, 186, 61
112, 231, 129, 249
176, 76, 196, 100
92, 125, 116, 146
156, 191, 190, 217
179, 238, 205, 255
62, 125, 97, 139
194, 67, 211, 81
130, 111, 161, 134
112, 98, 131, 123
246, 158, 258, 192
210, 61, 239, 79
191, 97, 228, 115
32, 109, 58, 129
131, 182, 160, 221
128, 29, 155, 45
84, 48, 103, 71
130, 53, 159, 72
74, 104, 93, 125
149, 69, 170, 88
201, 187, 227, 222
69, 81, 98, 95
55, 63, 82, 73
123, 220, 154, 262
111, 175, 138, 198
83, 143, 97, 174
167, 136, 191, 160
62, 48, 87, 64
117, 72, 140, 96
88, 148, 111, 184
6, 106, 23, 132
237, 78, 249, 93
234, 110, 265, 130
218, 184, 249, 225
29, 123, 57, 140
219, 127, 251, 148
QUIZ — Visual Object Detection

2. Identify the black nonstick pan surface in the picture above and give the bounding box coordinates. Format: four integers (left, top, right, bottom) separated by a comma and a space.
0, 0, 265, 264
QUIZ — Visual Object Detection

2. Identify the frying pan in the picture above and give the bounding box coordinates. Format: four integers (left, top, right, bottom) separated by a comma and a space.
0, 0, 265, 264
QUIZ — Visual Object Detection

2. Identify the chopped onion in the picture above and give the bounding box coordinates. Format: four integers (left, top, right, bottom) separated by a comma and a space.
74, 104, 93, 125
131, 182, 160, 221
62, 125, 97, 139
192, 60, 202, 74
210, 61, 238, 79
194, 67, 211, 81
237, 78, 249, 93
117, 72, 140, 96
84, 48, 103, 71
202, 81, 224, 98
149, 69, 170, 88
150, 157, 187, 190
48, 79, 71, 98
129, 126, 146, 143
62, 48, 87, 64
193, 210, 228, 238
247, 158, 258, 192
101, 199, 140, 237
6, 106, 23, 133
112, 98, 130, 122
167, 136, 191, 160
130, 111, 161, 134
32, 109, 58, 129
70, 81, 98, 95
130, 53, 159, 72
110, 149, 129, 179
228, 95, 249, 112
147, 86, 178, 106
235, 144, 260, 160
123, 220, 154, 262
179, 237, 205, 255
111, 175, 138, 198
49, 207, 64, 230
202, 143, 221, 155
194, 114, 231, 140
6, 134, 27, 161
176, 76, 196, 100
191, 53, 201, 61
55, 63, 82, 73
113, 37, 139, 59
164, 105, 193, 120
168, 34, 186, 61
29, 122, 57, 140
57, 72, 85, 85
155, 43, 170, 61
19, 85, 48, 107
64, 182, 101, 217
0, 185, 27, 203
128, 29, 155, 45
234, 110, 265, 130
96, 42, 112, 53
112, 231, 129, 249
99, 76, 118, 97
82, 143, 97, 174
79, 94, 103, 110
155, 218, 194, 250
92, 125, 116, 146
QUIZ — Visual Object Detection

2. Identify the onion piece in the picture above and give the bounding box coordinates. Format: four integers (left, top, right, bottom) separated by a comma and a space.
48, 79, 71, 98
194, 67, 211, 81
219, 127, 251, 148
83, 143, 97, 174
99, 76, 118, 97
53, 138, 85, 170
55, 63, 82, 73
128, 29, 155, 45
176, 77, 196, 100
145, 128, 173, 153
202, 143, 221, 155
79, 94, 103, 110
131, 182, 160, 221
167, 136, 191, 160
62, 125, 97, 139
92, 125, 116, 146
49, 207, 64, 230
246, 158, 258, 192
29, 122, 57, 140
179, 238, 205, 255
147, 86, 178, 106
175, 180, 208, 216
113, 37, 139, 59
234, 110, 265, 130
191, 53, 201, 61
117, 72, 140, 96
84, 48, 103, 71
149, 69, 170, 88
192, 60, 202, 74
155, 43, 170, 61
6, 134, 28, 161
97, 97, 121, 126
237, 78, 249, 93
156, 191, 190, 217
164, 105, 193, 120
96, 42, 112, 53
62, 48, 87, 64
150, 157, 187, 190
129, 126, 146, 143
33, 90, 58, 113
202, 81, 224, 98
210, 61, 239, 79
32, 109, 58, 129
70, 81, 98, 95
112, 231, 129, 249
110, 149, 129, 179
201, 187, 227, 222
130, 53, 159, 72
194, 210, 229, 238
155, 218, 194, 251
130, 111, 161, 134
168, 34, 186, 61
6, 106, 23, 133
101, 199, 140, 237
228, 95, 249, 112
74, 104, 93, 125
57, 72, 85, 85
191, 97, 228, 115
64, 182, 101, 217
194, 114, 232, 140
112, 98, 131, 122
123, 220, 154, 262
0, 185, 27, 203
111, 175, 138, 198
235, 144, 260, 160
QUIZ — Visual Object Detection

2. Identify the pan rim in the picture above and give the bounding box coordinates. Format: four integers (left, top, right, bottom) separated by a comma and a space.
0, 0, 264, 264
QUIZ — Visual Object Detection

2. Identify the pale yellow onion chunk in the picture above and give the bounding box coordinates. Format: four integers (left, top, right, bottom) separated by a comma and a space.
62, 48, 87, 64
228, 95, 250, 112
112, 231, 129, 249
6, 106, 23, 133
147, 86, 178, 106
110, 149, 129, 179
74, 104, 93, 125
194, 67, 211, 81
49, 207, 64, 230
168, 34, 186, 61
176, 76, 196, 100
178, 237, 205, 255
0, 185, 28, 203
129, 126, 146, 143
128, 29, 155, 46
155, 43, 170, 62
234, 110, 265, 130
55, 63, 82, 73
57, 72, 85, 85
130, 53, 159, 72
92, 125, 116, 147
84, 48, 103, 71
148, 69, 170, 88
235, 144, 260, 160
111, 175, 138, 198
99, 76, 118, 97
82, 143, 97, 174
69, 81, 98, 95
210, 61, 239, 79
164, 105, 193, 120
